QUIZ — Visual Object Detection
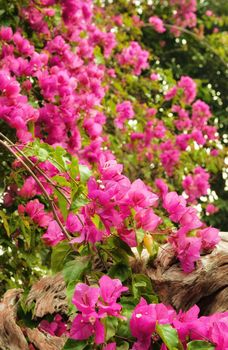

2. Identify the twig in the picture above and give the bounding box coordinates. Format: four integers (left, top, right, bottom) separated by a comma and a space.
0, 139, 72, 241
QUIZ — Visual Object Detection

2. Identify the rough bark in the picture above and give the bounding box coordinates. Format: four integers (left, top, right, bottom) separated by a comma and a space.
0, 289, 28, 350
0, 275, 67, 350
147, 232, 228, 314
26, 273, 68, 318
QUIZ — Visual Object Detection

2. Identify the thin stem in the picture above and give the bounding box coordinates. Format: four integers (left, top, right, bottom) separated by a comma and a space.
0, 139, 72, 241
0, 132, 71, 205
143, 23, 227, 68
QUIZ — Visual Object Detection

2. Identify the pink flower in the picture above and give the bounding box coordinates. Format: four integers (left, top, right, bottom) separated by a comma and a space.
115, 101, 135, 129
104, 343, 116, 350
117, 41, 149, 75
179, 207, 202, 230
197, 227, 220, 250
173, 305, 200, 341
205, 10, 213, 17
163, 192, 187, 222
39, 314, 67, 337
192, 100, 212, 128
0, 26, 13, 41
66, 213, 84, 233
98, 275, 128, 317
149, 16, 166, 33
24, 199, 52, 227
178, 76, 196, 104
118, 227, 137, 247
124, 179, 158, 208
130, 298, 175, 350
70, 314, 105, 344
150, 73, 159, 81
135, 208, 162, 232
210, 149, 219, 157
155, 179, 168, 199
42, 220, 65, 246
72, 283, 100, 314
206, 203, 219, 215
182, 167, 210, 203
164, 86, 177, 101
169, 227, 202, 273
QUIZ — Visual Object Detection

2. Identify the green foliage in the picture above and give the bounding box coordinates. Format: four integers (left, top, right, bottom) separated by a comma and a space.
187, 340, 215, 350
156, 324, 180, 350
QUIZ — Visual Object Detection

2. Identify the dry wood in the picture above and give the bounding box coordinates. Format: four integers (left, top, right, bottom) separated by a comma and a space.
26, 273, 68, 318
147, 232, 228, 314
0, 275, 67, 350
26, 328, 65, 350
0, 289, 29, 350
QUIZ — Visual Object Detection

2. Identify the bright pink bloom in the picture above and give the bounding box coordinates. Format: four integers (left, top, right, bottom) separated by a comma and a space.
24, 199, 52, 227
115, 101, 135, 129
135, 208, 162, 232
206, 203, 219, 215
169, 227, 202, 273
39, 314, 67, 337
124, 179, 158, 208
130, 298, 175, 350
178, 76, 196, 104
155, 179, 168, 199
173, 305, 200, 341
0, 26, 13, 41
66, 213, 84, 233
42, 220, 65, 246
149, 16, 166, 33
182, 167, 210, 203
163, 192, 187, 222
164, 86, 177, 100
192, 100, 212, 128
98, 275, 128, 317
104, 343, 116, 350
70, 314, 105, 344
72, 283, 100, 314
150, 73, 159, 81
197, 227, 220, 250
117, 41, 149, 75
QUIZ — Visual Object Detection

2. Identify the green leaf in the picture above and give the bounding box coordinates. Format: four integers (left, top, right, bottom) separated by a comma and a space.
69, 157, 79, 179
187, 341, 215, 350
63, 257, 90, 284
94, 46, 105, 64
108, 263, 131, 281
54, 189, 68, 220
0, 210, 10, 236
79, 164, 92, 183
156, 324, 179, 350
52, 175, 70, 187
51, 242, 72, 273
117, 342, 129, 350
63, 339, 87, 350
105, 317, 119, 341
135, 228, 145, 244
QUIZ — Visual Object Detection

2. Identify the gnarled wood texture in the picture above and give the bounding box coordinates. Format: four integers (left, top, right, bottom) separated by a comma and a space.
26, 273, 68, 318
147, 232, 228, 314
0, 275, 67, 350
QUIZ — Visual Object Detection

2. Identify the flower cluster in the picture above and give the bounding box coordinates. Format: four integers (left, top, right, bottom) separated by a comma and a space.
169, 0, 197, 35
70, 276, 128, 344
117, 41, 149, 75
182, 166, 210, 203
162, 190, 219, 272
130, 299, 228, 350
149, 16, 166, 33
